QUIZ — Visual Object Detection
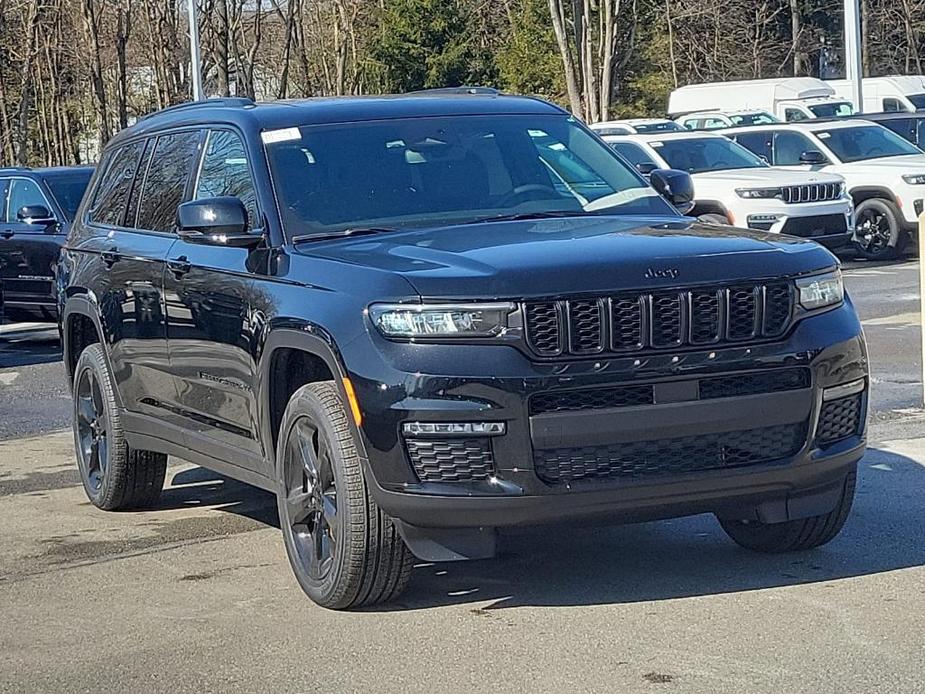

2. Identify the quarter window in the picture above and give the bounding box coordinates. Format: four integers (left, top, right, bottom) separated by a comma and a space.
136, 131, 201, 233
195, 130, 259, 227
89, 141, 145, 226
6, 179, 51, 222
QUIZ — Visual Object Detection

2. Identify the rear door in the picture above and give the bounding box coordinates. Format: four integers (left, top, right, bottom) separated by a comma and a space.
81, 135, 187, 428
163, 127, 267, 468
0, 176, 64, 320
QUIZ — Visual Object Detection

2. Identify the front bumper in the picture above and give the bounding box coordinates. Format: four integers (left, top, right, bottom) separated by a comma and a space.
346, 300, 867, 531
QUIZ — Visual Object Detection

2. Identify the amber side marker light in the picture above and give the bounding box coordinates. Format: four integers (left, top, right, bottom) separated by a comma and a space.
343, 378, 363, 427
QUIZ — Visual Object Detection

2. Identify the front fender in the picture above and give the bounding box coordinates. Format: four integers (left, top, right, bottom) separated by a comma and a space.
258, 323, 369, 471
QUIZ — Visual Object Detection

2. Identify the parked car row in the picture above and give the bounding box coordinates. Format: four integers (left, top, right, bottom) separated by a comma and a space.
0, 166, 93, 322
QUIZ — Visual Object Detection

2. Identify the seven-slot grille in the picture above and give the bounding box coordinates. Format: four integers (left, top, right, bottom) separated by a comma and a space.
523, 282, 793, 358
781, 183, 841, 204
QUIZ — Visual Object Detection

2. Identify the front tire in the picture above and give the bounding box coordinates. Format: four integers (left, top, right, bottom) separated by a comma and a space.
853, 198, 906, 260
72, 344, 167, 510
276, 381, 413, 609
718, 470, 856, 553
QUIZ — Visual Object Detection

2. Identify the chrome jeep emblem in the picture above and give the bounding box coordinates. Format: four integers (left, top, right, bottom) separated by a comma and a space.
644, 267, 680, 280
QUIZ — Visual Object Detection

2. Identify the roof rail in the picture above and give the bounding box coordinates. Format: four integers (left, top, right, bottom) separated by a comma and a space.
408, 86, 501, 96
139, 97, 255, 121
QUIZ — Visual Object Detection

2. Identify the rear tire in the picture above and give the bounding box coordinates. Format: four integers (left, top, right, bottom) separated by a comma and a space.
718, 470, 856, 553
72, 344, 167, 510
276, 381, 413, 609
853, 198, 906, 260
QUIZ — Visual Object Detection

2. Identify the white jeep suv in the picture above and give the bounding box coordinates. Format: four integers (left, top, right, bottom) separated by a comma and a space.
725, 119, 925, 259
603, 131, 852, 250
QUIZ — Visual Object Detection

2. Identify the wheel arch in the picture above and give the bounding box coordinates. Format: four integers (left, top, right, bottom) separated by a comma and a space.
849, 187, 898, 206
259, 326, 368, 470
61, 295, 113, 397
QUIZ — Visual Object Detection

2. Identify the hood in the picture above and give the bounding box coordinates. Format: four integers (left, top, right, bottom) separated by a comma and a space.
692, 168, 843, 186
297, 216, 837, 300
838, 153, 925, 173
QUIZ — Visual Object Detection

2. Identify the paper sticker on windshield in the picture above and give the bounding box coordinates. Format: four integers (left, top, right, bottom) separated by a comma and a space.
817, 132, 831, 139
261, 128, 301, 144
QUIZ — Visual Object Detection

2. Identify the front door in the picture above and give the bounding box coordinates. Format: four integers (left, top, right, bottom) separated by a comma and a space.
163, 128, 267, 468
0, 177, 64, 321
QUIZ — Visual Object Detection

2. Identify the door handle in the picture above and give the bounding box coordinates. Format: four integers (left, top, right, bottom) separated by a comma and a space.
101, 248, 119, 267
167, 256, 192, 278
1, 229, 13, 239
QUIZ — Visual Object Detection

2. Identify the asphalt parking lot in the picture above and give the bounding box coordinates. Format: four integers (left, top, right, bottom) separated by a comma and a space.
1, 259, 924, 693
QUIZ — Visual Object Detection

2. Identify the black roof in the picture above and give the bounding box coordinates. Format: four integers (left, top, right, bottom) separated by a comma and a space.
110, 92, 567, 147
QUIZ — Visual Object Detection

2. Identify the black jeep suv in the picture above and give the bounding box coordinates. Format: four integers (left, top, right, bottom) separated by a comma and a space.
0, 166, 93, 322
58, 93, 868, 609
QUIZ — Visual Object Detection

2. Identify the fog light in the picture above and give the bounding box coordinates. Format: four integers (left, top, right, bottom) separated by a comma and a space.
822, 378, 866, 402
402, 422, 506, 437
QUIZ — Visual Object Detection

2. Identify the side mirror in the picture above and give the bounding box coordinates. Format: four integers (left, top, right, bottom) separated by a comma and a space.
649, 168, 695, 215
17, 204, 55, 227
636, 162, 658, 176
799, 150, 827, 165
176, 197, 261, 248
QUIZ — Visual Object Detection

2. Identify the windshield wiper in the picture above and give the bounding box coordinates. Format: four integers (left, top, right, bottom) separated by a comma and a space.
460, 211, 594, 225
292, 227, 399, 244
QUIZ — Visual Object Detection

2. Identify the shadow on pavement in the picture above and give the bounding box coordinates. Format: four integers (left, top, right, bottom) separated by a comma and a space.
0, 323, 61, 368
158, 446, 925, 611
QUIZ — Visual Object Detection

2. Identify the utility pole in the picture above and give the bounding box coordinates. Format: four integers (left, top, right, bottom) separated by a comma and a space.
843, 0, 863, 113
187, 0, 205, 101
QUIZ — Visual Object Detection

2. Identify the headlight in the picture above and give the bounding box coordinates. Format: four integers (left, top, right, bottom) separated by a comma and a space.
736, 187, 783, 199
796, 270, 844, 310
901, 173, 925, 185
370, 303, 514, 338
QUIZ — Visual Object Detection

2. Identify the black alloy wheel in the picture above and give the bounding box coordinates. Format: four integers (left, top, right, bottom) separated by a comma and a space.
75, 364, 109, 494
280, 417, 339, 583
853, 198, 905, 260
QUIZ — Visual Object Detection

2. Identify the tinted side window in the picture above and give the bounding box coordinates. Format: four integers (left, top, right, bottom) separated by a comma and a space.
123, 138, 155, 229
136, 131, 201, 233
6, 179, 51, 222
883, 98, 904, 112
784, 108, 808, 122
611, 142, 657, 169
773, 131, 817, 165
195, 130, 259, 227
732, 132, 772, 162
90, 141, 145, 226
881, 118, 916, 145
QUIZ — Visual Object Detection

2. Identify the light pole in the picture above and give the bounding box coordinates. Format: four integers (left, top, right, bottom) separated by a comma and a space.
843, 0, 863, 112
187, 0, 205, 101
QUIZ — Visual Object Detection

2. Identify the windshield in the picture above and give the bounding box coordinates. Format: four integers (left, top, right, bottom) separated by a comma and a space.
808, 102, 855, 118
265, 115, 676, 237
816, 124, 922, 162
730, 112, 779, 126
43, 170, 92, 220
632, 121, 683, 133
650, 137, 767, 173
909, 94, 925, 109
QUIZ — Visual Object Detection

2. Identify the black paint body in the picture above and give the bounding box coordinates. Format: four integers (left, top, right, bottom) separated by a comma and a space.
57, 95, 867, 548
